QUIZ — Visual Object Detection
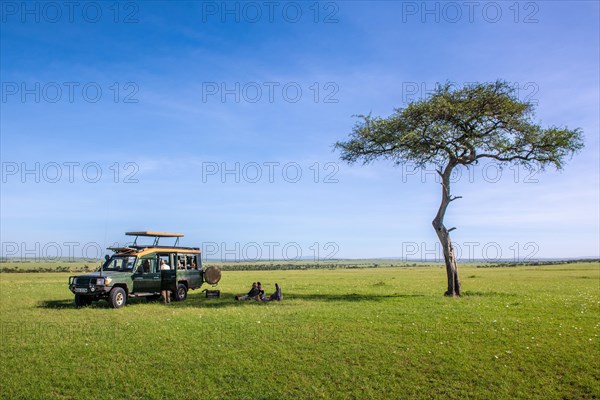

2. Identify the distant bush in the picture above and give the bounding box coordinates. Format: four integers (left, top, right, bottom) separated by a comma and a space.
213, 262, 436, 271
476, 259, 599, 268
0, 265, 93, 273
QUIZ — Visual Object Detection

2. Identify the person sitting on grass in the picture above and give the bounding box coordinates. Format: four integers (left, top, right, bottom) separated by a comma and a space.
256, 283, 282, 302
255, 282, 265, 301
235, 282, 260, 301
265, 283, 282, 302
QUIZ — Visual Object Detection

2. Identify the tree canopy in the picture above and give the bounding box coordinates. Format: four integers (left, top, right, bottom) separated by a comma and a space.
336, 81, 583, 171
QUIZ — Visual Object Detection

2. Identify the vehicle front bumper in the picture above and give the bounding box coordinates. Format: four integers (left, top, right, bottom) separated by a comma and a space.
69, 285, 112, 295
68, 277, 112, 296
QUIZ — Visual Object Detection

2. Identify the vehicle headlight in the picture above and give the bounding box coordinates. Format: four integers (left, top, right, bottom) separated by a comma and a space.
95, 278, 104, 285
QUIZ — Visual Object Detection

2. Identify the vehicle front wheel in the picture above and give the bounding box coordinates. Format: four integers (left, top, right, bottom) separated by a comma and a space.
174, 283, 188, 301
74, 294, 92, 307
108, 287, 127, 309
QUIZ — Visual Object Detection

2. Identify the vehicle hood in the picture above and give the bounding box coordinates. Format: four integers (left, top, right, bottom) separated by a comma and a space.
75, 271, 130, 278
75, 271, 103, 278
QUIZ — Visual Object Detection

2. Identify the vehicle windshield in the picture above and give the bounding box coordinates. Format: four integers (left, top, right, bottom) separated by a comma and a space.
103, 256, 136, 271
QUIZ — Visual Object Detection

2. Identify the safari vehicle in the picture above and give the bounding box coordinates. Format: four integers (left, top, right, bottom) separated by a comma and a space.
68, 232, 221, 308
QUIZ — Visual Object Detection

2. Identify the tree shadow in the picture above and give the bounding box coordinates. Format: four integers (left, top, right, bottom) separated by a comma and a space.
169, 293, 242, 309
287, 292, 425, 302
462, 291, 517, 297
169, 291, 426, 309
37, 291, 424, 310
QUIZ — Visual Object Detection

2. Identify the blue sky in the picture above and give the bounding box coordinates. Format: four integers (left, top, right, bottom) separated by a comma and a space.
1, 1, 598, 261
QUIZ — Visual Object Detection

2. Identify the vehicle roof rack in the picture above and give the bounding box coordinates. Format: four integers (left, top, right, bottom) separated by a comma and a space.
125, 231, 184, 246
108, 245, 201, 253
107, 247, 137, 254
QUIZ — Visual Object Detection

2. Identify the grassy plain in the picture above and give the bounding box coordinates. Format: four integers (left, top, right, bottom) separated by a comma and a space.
0, 262, 598, 399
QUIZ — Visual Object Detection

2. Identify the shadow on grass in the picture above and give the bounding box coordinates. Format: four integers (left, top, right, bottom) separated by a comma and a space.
38, 291, 425, 310
37, 297, 153, 309
170, 292, 422, 308
287, 293, 425, 302
37, 294, 244, 309
38, 299, 75, 309
462, 291, 517, 297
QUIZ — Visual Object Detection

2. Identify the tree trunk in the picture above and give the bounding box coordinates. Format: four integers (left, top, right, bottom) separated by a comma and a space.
432, 161, 461, 297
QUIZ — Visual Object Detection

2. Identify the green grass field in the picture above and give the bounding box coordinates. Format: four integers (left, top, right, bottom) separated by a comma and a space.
1, 263, 598, 399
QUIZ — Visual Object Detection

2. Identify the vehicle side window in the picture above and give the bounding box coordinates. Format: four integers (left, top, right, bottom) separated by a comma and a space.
158, 255, 171, 269
136, 257, 157, 273
187, 255, 198, 269
177, 255, 186, 270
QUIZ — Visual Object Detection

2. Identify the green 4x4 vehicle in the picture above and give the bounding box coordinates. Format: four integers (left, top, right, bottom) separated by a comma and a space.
68, 231, 221, 308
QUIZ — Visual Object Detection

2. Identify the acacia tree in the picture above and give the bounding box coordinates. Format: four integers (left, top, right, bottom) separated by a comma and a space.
335, 81, 584, 296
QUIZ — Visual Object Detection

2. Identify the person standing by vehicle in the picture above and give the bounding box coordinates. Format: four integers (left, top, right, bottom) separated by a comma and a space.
160, 259, 171, 304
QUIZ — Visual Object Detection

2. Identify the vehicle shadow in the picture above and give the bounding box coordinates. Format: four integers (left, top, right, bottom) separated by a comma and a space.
37, 297, 150, 309
38, 299, 75, 309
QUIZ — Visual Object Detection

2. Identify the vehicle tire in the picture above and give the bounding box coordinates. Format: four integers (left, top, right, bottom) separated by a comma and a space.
108, 287, 127, 309
203, 266, 221, 284
74, 294, 92, 307
174, 283, 187, 301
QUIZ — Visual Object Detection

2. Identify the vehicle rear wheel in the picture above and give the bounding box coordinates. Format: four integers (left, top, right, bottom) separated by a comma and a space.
74, 294, 92, 307
174, 283, 187, 301
108, 287, 127, 309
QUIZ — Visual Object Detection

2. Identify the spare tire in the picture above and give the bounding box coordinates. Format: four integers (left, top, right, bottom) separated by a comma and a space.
204, 266, 221, 285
